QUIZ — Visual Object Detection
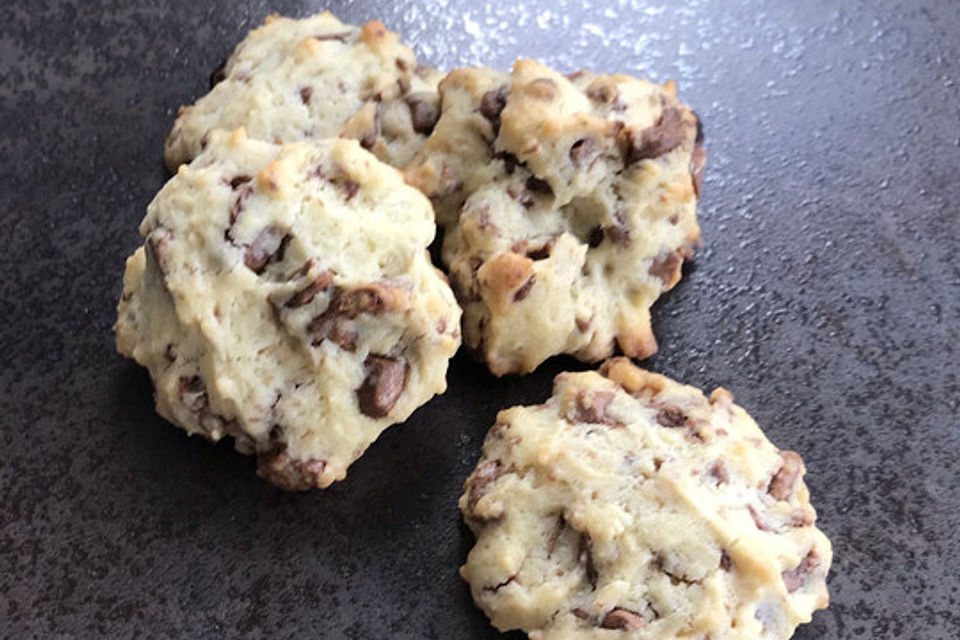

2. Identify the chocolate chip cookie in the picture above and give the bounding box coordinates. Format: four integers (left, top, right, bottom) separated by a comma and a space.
405, 59, 704, 375
164, 12, 442, 172
459, 358, 831, 639
117, 129, 461, 490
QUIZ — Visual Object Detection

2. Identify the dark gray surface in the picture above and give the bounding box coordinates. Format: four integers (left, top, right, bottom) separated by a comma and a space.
2, 0, 958, 638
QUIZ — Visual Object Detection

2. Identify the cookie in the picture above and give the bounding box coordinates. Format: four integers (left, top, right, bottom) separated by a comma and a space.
459, 358, 831, 639
163, 12, 442, 172
117, 129, 461, 490
404, 59, 705, 375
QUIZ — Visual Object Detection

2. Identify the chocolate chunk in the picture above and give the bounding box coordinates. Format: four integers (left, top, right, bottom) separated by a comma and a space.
720, 550, 732, 571
523, 237, 555, 261
395, 57, 408, 71
286, 270, 335, 308
356, 355, 407, 418
690, 145, 707, 198
164, 343, 177, 363
781, 550, 820, 592
588, 226, 605, 248
465, 460, 502, 518
569, 138, 595, 167
601, 609, 646, 631
147, 229, 172, 274
495, 151, 519, 174
568, 390, 620, 425
655, 406, 687, 428
406, 93, 440, 135
625, 107, 689, 164
546, 515, 566, 557
513, 275, 535, 302
578, 534, 598, 589
572, 608, 590, 620
256, 449, 328, 491
768, 451, 804, 500
300, 87, 312, 105
526, 175, 553, 196
209, 58, 227, 88
229, 175, 252, 190
313, 31, 352, 42
479, 86, 508, 132
709, 460, 730, 484
244, 226, 289, 274
476, 207, 501, 236
586, 78, 619, 105
179, 375, 207, 413
342, 179, 360, 201
229, 183, 252, 225
335, 284, 401, 318
326, 325, 358, 352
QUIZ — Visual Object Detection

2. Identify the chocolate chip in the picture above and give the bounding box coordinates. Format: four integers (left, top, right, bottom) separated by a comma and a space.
523, 237, 555, 261
576, 316, 593, 333
465, 460, 502, 518
569, 138, 595, 167
588, 226, 605, 248
572, 608, 590, 620
147, 229, 172, 274
209, 58, 227, 89
546, 515, 566, 557
300, 87, 312, 105
395, 57, 408, 71
313, 31, 352, 42
256, 449, 328, 491
781, 550, 820, 592
693, 111, 704, 144
526, 175, 552, 196
342, 179, 360, 201
244, 226, 289, 274
656, 406, 687, 428
624, 107, 689, 164
356, 355, 407, 418
768, 451, 804, 500
286, 270, 335, 308
479, 86, 508, 132
513, 275, 535, 302
495, 151, 519, 174
601, 609, 646, 631
720, 551, 732, 571
164, 343, 177, 363
586, 79, 619, 105
229, 175, 252, 190
406, 93, 440, 135
709, 460, 730, 484
578, 534, 598, 589
229, 183, 252, 225
567, 390, 620, 425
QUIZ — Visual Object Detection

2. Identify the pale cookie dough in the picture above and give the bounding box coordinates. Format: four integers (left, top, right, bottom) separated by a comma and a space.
460, 358, 831, 639
117, 130, 461, 490
164, 12, 442, 172
404, 59, 705, 375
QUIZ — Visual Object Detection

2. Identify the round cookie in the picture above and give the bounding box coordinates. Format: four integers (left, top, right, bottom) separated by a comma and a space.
404, 59, 705, 375
459, 358, 831, 639
163, 12, 443, 172
117, 129, 461, 490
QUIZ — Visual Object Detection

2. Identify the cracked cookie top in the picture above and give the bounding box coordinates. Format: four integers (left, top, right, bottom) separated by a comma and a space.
404, 59, 704, 375
164, 12, 442, 172
117, 129, 461, 489
459, 358, 830, 639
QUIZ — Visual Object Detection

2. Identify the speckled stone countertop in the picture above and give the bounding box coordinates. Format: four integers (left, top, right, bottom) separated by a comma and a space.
1, 0, 958, 638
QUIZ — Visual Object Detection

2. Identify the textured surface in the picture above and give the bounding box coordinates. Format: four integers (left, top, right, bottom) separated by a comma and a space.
460, 360, 831, 639
1, 0, 958, 638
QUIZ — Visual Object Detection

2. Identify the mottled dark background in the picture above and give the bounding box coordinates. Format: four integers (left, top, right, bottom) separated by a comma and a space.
2, 0, 958, 638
